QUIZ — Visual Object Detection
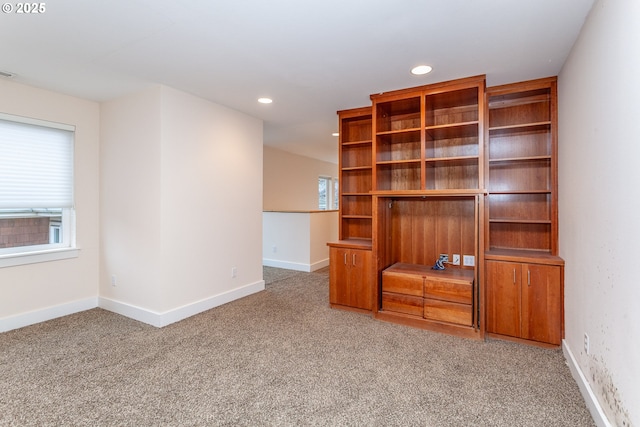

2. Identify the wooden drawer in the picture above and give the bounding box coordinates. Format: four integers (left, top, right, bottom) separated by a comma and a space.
382, 271, 423, 297
424, 279, 472, 304
424, 298, 472, 326
382, 292, 423, 317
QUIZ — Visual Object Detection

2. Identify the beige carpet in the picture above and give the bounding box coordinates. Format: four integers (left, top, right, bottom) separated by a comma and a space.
0, 267, 594, 426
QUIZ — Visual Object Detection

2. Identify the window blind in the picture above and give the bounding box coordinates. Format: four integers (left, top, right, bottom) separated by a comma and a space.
0, 116, 74, 209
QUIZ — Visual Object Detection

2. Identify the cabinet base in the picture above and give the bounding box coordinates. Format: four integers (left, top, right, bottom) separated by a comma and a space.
374, 310, 483, 340
330, 303, 372, 315
486, 332, 560, 348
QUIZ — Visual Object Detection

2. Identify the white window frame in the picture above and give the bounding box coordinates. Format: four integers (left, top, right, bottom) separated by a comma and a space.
318, 175, 338, 210
0, 113, 78, 268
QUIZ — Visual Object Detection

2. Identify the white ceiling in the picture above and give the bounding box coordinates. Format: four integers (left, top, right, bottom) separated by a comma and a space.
1, 0, 594, 163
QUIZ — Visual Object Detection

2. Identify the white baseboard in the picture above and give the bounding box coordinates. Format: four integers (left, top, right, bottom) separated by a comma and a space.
99, 279, 265, 328
310, 258, 329, 271
263, 258, 329, 272
563, 340, 612, 427
0, 297, 98, 333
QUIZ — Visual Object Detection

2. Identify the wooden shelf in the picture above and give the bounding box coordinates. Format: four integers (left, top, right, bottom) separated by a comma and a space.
426, 155, 479, 164
485, 248, 564, 265
488, 189, 551, 194
342, 166, 372, 171
426, 121, 479, 137
342, 192, 371, 196
489, 218, 551, 224
489, 155, 551, 163
370, 189, 486, 197
489, 121, 551, 134
376, 128, 421, 136
376, 159, 421, 165
343, 139, 372, 146
488, 93, 550, 109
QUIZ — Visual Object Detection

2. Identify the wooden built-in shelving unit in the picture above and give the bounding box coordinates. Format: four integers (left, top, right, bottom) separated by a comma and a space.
328, 75, 563, 346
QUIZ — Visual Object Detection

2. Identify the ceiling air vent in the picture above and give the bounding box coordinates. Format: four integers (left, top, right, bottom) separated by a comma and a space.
0, 70, 15, 78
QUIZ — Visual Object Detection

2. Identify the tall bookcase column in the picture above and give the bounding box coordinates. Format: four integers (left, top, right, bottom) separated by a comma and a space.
369, 76, 486, 340
337, 107, 373, 241
328, 107, 374, 313
484, 77, 564, 346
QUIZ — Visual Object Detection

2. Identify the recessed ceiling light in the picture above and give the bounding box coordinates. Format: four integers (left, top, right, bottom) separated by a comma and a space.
332, 132, 339, 137
411, 65, 433, 75
258, 97, 273, 104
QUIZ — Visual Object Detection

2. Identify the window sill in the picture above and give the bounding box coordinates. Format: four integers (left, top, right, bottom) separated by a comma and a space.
0, 247, 80, 268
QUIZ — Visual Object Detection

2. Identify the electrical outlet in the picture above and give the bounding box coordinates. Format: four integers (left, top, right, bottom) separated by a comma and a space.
439, 254, 449, 263
584, 333, 590, 355
232, 267, 237, 278
111, 275, 117, 287
463, 255, 475, 266
452, 254, 460, 265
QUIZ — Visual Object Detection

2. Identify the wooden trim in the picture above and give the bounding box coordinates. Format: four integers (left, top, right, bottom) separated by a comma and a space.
375, 310, 484, 340
337, 106, 372, 118
485, 76, 557, 96
369, 189, 487, 197
327, 239, 372, 250
370, 75, 487, 101
329, 303, 372, 315
485, 249, 564, 265
486, 332, 559, 349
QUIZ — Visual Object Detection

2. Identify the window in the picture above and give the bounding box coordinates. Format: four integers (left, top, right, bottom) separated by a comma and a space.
318, 176, 338, 210
0, 113, 76, 266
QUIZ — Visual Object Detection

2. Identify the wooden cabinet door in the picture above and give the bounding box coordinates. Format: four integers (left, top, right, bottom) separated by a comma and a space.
486, 260, 521, 338
521, 264, 562, 345
329, 247, 372, 310
348, 249, 372, 310
329, 247, 350, 306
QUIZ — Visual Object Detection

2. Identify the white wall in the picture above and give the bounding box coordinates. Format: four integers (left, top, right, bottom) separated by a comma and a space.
559, 0, 640, 425
100, 85, 264, 325
100, 86, 164, 311
263, 211, 337, 271
310, 211, 338, 266
263, 212, 311, 270
263, 146, 338, 211
0, 80, 101, 331
159, 86, 264, 311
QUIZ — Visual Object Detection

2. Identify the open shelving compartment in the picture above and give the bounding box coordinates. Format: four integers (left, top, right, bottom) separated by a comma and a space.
371, 76, 485, 195
485, 79, 558, 256
372, 193, 483, 339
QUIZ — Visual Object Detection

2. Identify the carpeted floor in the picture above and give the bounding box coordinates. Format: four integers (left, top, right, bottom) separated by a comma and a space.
0, 267, 594, 426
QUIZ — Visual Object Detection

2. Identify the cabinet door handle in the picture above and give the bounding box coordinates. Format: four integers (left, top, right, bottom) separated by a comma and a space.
527, 270, 531, 286
352, 253, 356, 266
513, 269, 516, 284
344, 253, 347, 265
